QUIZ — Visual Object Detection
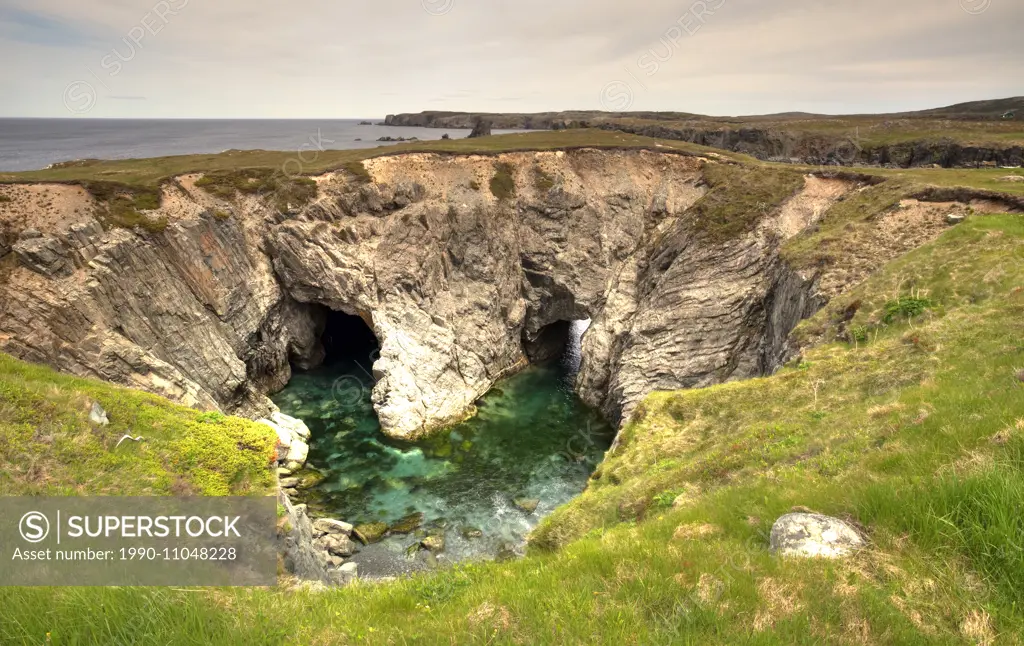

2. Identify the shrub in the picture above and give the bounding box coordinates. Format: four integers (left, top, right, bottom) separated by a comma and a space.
489, 162, 516, 200
882, 296, 933, 324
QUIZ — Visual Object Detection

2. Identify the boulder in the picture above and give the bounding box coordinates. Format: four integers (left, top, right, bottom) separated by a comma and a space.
286, 440, 309, 466
339, 562, 358, 584
513, 498, 540, 514
421, 534, 445, 553
258, 413, 311, 467
313, 518, 354, 537
353, 522, 388, 544
320, 533, 356, 557
89, 402, 109, 426
279, 477, 300, 489
389, 512, 424, 534
770, 513, 864, 558
271, 411, 311, 441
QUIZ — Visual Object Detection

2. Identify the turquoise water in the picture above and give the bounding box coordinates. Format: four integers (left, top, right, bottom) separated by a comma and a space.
271, 323, 614, 575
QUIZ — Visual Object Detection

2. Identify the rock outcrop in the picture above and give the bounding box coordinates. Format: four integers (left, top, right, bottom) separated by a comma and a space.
467, 120, 492, 138
770, 513, 865, 559
0, 150, 855, 441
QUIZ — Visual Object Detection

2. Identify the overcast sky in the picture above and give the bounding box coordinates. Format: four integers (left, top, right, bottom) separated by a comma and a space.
1, 0, 1021, 118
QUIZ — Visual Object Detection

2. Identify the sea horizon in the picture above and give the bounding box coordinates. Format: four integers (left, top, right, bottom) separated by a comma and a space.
0, 118, 522, 172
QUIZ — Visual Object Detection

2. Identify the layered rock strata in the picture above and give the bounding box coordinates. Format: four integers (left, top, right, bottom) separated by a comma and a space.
0, 150, 855, 439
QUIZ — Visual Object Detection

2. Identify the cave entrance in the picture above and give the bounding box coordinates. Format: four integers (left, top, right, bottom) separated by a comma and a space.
524, 319, 591, 382
320, 308, 379, 370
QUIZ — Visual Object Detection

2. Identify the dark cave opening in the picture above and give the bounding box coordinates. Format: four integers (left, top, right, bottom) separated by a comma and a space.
524, 319, 591, 381
318, 308, 379, 368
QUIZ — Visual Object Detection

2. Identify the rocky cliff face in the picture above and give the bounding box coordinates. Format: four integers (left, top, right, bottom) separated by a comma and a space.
0, 150, 854, 440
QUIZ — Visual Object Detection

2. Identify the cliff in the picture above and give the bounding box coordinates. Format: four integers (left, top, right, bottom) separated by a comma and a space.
384, 107, 1024, 169
1, 147, 987, 441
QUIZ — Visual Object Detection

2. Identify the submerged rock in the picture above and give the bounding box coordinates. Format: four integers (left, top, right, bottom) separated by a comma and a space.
460, 526, 483, 540
770, 513, 864, 558
353, 522, 388, 545
389, 512, 424, 534
514, 498, 540, 514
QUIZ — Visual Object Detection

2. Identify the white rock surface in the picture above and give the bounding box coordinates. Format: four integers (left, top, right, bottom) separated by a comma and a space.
257, 412, 311, 468
313, 518, 354, 537
770, 513, 864, 559
89, 402, 109, 426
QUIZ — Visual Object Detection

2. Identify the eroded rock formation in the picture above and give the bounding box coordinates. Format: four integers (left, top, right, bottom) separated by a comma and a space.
0, 150, 857, 439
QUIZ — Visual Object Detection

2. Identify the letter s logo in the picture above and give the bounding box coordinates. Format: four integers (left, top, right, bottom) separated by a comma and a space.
19, 512, 50, 543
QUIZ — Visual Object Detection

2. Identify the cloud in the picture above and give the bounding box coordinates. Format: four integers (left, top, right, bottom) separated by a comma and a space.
0, 6, 99, 47
0, 0, 1021, 117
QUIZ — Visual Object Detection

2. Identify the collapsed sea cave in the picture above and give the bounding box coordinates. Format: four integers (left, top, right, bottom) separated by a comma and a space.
273, 307, 613, 576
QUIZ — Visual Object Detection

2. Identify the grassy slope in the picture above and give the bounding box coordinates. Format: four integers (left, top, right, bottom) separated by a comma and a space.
0, 354, 277, 496
1, 212, 1022, 644
604, 114, 1024, 147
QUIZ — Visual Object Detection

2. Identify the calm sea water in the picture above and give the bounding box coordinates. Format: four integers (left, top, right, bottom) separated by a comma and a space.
0, 118, 524, 172
272, 321, 614, 577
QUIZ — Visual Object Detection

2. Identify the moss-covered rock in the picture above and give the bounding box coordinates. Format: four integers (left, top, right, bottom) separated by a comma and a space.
353, 522, 388, 545
389, 512, 424, 534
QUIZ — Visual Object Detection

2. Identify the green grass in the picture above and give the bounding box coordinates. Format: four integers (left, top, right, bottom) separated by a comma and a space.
194, 168, 318, 213
0, 354, 277, 496
690, 163, 806, 241
1, 215, 1022, 644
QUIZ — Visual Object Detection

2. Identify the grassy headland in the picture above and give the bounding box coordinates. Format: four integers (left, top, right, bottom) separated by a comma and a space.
1, 209, 1022, 643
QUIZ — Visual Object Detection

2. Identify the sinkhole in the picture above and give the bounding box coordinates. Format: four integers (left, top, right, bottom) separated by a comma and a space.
272, 311, 612, 577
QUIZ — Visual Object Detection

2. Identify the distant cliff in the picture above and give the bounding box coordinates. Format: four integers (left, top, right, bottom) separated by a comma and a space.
384, 105, 1024, 169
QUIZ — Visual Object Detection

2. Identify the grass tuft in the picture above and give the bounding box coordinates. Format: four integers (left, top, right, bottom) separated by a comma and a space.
490, 162, 516, 200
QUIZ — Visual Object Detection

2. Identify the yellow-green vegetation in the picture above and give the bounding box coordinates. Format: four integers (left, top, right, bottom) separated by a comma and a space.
865, 166, 1024, 197
0, 354, 277, 496
194, 168, 318, 213
1, 214, 1022, 644
490, 161, 517, 200
80, 181, 168, 233
342, 160, 373, 184
533, 166, 555, 192
691, 163, 806, 241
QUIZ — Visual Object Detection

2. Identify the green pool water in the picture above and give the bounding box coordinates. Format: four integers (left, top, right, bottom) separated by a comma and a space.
271, 322, 615, 576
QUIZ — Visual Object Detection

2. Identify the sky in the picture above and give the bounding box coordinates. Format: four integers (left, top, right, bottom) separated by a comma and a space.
0, 0, 1021, 119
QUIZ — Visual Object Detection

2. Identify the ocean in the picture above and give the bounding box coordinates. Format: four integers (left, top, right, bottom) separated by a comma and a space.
0, 119, 524, 172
